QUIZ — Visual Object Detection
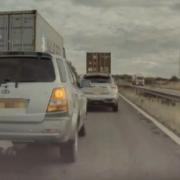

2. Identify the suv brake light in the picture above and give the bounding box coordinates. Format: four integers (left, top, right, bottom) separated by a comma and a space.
111, 85, 118, 93
47, 87, 68, 113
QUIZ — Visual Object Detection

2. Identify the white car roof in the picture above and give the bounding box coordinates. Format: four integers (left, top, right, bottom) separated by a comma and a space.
84, 73, 111, 77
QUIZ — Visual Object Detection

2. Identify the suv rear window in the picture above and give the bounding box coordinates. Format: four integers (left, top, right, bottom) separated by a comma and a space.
84, 75, 111, 83
0, 57, 55, 83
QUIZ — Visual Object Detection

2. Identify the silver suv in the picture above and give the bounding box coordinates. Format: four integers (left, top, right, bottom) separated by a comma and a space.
81, 73, 119, 112
0, 52, 87, 163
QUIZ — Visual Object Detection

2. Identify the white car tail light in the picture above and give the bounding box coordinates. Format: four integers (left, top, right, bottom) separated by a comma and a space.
47, 87, 68, 113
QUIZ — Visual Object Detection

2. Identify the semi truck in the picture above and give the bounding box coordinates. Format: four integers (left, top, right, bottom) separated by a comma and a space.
0, 10, 65, 57
132, 74, 145, 86
86, 52, 111, 73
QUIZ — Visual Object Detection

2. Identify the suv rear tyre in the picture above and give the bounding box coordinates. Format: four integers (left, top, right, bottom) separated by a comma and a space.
113, 104, 118, 112
78, 125, 86, 137
60, 132, 78, 163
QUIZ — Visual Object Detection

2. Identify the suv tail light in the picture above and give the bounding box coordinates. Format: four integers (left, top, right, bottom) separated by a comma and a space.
111, 85, 118, 93
111, 85, 117, 89
47, 87, 68, 113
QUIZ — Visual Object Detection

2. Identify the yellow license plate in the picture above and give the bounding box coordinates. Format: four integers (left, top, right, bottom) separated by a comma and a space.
0, 99, 26, 108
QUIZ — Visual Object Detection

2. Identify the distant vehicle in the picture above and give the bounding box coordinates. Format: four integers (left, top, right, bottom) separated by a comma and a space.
0, 52, 87, 163
0, 10, 66, 57
81, 73, 119, 112
86, 52, 111, 73
132, 75, 145, 86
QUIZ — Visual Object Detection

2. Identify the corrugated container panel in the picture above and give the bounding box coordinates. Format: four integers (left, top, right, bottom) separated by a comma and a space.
35, 12, 64, 56
99, 53, 111, 73
0, 15, 8, 51
9, 13, 35, 51
86, 52, 111, 73
0, 10, 65, 57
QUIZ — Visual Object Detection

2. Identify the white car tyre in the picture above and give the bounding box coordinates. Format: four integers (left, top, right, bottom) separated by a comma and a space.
60, 132, 78, 163
78, 124, 86, 137
112, 103, 118, 112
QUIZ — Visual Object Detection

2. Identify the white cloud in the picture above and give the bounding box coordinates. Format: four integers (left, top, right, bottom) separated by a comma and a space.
0, 0, 180, 77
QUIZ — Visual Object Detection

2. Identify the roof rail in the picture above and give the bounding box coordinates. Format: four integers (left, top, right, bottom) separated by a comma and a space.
0, 52, 52, 58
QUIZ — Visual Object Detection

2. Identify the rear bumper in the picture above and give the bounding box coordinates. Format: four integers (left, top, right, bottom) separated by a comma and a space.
0, 132, 61, 143
87, 96, 118, 106
0, 116, 74, 143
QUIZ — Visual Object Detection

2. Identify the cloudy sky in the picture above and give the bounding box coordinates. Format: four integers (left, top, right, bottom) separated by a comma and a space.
1, 0, 180, 77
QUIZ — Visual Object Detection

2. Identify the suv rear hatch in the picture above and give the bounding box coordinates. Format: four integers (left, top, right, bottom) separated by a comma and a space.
82, 74, 112, 96
0, 52, 56, 123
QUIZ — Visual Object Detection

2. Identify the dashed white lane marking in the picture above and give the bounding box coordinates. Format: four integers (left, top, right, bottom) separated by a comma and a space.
119, 93, 180, 146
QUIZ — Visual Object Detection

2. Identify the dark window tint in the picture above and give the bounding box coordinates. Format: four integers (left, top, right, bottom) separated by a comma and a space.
137, 77, 144, 80
84, 75, 111, 83
80, 79, 91, 87
0, 57, 55, 82
57, 59, 67, 82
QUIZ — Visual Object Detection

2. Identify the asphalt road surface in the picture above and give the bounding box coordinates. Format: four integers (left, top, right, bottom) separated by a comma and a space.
0, 97, 180, 180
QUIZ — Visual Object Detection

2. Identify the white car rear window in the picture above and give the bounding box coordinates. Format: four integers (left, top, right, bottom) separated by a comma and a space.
0, 57, 55, 83
84, 75, 111, 83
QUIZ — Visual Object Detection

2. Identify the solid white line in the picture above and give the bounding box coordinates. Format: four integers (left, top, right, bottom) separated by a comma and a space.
119, 93, 180, 146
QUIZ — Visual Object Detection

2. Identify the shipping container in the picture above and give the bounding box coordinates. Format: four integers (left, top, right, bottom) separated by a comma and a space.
0, 10, 65, 57
86, 52, 111, 73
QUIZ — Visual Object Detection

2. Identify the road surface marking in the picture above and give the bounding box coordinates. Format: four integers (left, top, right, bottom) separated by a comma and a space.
119, 93, 180, 146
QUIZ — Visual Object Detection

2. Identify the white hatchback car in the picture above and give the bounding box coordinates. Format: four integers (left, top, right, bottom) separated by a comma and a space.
81, 73, 119, 112
0, 52, 87, 163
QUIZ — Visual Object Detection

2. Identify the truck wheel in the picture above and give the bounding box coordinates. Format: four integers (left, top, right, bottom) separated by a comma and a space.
60, 132, 78, 163
113, 104, 118, 112
78, 124, 86, 137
